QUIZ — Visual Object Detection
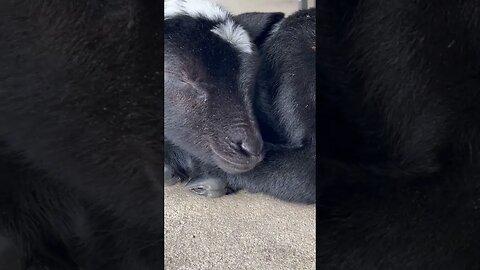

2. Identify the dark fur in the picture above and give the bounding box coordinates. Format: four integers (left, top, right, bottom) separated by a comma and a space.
0, 143, 163, 269
0, 0, 164, 268
315, 0, 480, 268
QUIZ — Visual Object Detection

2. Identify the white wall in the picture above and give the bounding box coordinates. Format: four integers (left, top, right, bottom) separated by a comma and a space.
213, 0, 315, 15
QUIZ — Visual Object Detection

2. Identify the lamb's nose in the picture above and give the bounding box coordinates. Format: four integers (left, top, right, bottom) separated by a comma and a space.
238, 132, 263, 158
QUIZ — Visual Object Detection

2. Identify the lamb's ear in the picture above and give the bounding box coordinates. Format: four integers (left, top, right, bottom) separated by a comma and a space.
233, 12, 285, 47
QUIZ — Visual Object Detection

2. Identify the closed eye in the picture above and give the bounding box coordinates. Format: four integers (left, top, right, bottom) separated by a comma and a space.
185, 81, 207, 98
165, 69, 208, 99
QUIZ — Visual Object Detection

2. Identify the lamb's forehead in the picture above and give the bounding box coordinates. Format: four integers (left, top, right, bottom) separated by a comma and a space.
164, 0, 253, 54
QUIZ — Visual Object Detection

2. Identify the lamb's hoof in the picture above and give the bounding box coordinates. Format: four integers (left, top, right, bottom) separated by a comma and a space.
185, 176, 228, 198
164, 165, 181, 186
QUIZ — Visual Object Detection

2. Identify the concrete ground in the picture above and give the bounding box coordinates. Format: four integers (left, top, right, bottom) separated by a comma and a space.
164, 185, 316, 270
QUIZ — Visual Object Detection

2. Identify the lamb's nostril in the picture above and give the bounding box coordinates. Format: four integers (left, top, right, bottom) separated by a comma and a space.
239, 137, 263, 157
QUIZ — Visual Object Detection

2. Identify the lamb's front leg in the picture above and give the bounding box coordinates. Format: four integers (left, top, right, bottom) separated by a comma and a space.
164, 162, 233, 198
163, 164, 181, 186
164, 141, 232, 198
185, 176, 233, 198
200, 144, 316, 204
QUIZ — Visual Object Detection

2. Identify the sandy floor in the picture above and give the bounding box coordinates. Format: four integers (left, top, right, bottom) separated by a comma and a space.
164, 185, 316, 270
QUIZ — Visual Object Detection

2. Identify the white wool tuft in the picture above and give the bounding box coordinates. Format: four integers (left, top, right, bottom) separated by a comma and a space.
165, 0, 253, 54
165, 0, 228, 21
211, 20, 253, 54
